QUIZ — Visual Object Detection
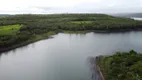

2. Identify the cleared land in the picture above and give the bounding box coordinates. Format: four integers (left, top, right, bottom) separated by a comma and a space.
0, 24, 22, 35
71, 21, 93, 24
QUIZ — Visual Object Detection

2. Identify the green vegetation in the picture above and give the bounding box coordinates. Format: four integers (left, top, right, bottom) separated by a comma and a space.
0, 14, 142, 52
96, 50, 142, 80
1, 14, 142, 31
0, 24, 22, 35
71, 21, 93, 24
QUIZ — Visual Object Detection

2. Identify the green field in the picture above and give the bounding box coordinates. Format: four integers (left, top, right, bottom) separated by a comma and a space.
0, 24, 22, 35
71, 21, 93, 24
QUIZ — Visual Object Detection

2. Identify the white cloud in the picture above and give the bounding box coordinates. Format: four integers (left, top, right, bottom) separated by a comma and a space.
0, 0, 142, 14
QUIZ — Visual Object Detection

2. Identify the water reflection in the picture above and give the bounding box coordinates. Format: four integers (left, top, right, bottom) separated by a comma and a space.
87, 57, 102, 80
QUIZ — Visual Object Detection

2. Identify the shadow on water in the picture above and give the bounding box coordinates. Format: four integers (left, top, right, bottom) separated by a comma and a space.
87, 57, 102, 80
0, 36, 54, 58
0, 41, 36, 61
0, 53, 3, 60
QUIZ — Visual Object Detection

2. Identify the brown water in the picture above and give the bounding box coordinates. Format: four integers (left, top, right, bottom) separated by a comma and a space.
0, 31, 142, 80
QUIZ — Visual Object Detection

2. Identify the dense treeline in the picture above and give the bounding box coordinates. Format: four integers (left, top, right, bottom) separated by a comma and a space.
97, 50, 142, 80
1, 14, 142, 31
0, 14, 142, 52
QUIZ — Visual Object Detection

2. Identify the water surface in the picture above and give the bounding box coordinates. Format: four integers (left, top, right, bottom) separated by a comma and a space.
0, 31, 142, 80
132, 17, 142, 20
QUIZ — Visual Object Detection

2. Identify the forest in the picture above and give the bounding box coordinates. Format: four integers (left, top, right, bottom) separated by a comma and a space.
96, 50, 142, 80
0, 14, 142, 52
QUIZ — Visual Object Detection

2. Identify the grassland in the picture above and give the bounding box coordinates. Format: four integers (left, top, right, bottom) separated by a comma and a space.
0, 24, 22, 35
71, 21, 93, 24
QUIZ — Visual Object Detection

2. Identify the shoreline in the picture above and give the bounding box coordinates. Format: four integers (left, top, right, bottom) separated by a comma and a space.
0, 31, 56, 53
1, 29, 142, 53
95, 56, 106, 80
95, 51, 142, 80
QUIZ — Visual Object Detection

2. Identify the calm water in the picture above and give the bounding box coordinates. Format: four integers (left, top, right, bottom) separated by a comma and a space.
132, 17, 142, 20
1, 31, 142, 80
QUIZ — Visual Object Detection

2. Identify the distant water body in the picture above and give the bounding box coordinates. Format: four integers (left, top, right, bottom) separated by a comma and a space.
132, 17, 142, 20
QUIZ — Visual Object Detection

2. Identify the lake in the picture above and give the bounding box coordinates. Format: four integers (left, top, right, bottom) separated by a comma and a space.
0, 31, 142, 80
132, 17, 142, 20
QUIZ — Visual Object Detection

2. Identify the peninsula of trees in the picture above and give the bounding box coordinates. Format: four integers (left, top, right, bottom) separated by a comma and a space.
96, 50, 142, 80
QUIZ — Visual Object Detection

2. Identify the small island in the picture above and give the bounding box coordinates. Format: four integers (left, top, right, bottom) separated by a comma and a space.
0, 14, 142, 53
96, 50, 142, 80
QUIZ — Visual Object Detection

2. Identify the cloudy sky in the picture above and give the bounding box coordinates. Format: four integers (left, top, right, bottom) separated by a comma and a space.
0, 0, 142, 14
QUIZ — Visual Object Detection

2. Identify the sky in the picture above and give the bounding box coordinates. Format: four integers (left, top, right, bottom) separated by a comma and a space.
0, 0, 142, 14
